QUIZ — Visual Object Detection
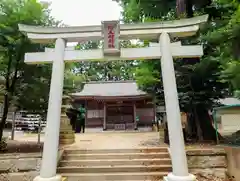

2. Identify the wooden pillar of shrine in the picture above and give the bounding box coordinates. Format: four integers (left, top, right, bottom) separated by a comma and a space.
133, 102, 137, 130
59, 95, 75, 145
85, 100, 87, 128
103, 102, 107, 130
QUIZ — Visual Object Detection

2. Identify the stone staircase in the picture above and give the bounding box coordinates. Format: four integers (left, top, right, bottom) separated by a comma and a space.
57, 147, 172, 181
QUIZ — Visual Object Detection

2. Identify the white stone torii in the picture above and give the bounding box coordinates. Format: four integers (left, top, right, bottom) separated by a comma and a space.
18, 14, 208, 181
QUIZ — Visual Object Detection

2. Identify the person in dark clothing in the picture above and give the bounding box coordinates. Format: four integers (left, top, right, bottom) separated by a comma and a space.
79, 116, 85, 133
76, 105, 86, 133
75, 118, 81, 133
66, 108, 77, 131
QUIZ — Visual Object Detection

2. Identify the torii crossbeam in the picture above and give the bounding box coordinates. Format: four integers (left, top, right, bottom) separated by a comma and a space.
24, 43, 203, 64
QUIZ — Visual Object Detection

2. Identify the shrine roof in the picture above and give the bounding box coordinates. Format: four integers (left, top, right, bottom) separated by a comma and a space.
71, 81, 147, 98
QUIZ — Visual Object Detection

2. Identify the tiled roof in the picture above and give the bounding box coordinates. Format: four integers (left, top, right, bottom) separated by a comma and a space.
71, 81, 147, 97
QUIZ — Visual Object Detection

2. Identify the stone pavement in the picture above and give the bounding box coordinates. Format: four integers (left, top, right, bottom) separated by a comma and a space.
13, 129, 165, 149
68, 131, 165, 150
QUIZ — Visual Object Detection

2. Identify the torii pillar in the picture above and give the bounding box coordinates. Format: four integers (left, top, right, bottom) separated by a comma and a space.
160, 32, 194, 181
35, 38, 66, 181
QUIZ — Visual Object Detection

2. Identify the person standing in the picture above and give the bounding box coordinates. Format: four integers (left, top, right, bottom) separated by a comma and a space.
66, 108, 77, 132
135, 115, 139, 130
75, 110, 81, 133
78, 104, 86, 133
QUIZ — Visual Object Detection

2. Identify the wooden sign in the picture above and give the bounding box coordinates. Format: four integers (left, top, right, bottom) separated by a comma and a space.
102, 20, 120, 56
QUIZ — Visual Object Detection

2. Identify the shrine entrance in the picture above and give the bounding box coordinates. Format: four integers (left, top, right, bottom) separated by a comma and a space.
19, 14, 208, 181
106, 103, 134, 130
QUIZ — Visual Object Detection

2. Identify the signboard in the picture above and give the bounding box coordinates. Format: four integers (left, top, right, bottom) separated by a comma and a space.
102, 20, 120, 56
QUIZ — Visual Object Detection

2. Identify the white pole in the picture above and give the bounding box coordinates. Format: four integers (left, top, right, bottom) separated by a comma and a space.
159, 32, 195, 181
34, 38, 66, 181
11, 111, 16, 140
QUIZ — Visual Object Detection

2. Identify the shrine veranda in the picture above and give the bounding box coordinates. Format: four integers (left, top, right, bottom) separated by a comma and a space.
19, 15, 208, 181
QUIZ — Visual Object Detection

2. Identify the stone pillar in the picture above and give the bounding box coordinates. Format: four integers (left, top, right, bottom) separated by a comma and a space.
159, 32, 195, 181
34, 38, 66, 181
59, 95, 75, 145
103, 102, 106, 130
133, 103, 137, 130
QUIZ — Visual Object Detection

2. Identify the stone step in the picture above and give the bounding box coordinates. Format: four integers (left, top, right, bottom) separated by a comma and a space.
59, 139, 75, 145
63, 179, 153, 181
59, 158, 172, 167
64, 147, 168, 154
62, 152, 170, 160
61, 172, 168, 181
57, 165, 172, 173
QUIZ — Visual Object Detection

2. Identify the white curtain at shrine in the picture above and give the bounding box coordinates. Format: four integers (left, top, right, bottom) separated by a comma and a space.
87, 110, 104, 118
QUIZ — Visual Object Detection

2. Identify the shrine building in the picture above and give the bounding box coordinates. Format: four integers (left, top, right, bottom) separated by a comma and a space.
70, 81, 155, 130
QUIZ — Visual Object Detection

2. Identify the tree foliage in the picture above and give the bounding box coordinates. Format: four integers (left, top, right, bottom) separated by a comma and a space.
115, 0, 240, 141
0, 0, 59, 141
68, 41, 137, 83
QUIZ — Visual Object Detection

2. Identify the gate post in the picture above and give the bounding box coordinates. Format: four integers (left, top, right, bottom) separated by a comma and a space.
159, 32, 195, 181
34, 38, 66, 181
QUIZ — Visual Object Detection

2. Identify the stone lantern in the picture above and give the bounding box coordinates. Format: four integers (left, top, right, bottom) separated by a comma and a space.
59, 95, 75, 145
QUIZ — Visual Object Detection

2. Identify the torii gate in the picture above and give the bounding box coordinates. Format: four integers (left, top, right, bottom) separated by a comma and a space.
18, 15, 208, 181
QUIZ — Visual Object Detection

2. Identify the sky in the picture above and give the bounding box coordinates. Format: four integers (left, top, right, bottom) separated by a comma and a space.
48, 0, 122, 26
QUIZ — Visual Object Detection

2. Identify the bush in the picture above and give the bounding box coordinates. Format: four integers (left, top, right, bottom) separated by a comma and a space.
0, 137, 7, 152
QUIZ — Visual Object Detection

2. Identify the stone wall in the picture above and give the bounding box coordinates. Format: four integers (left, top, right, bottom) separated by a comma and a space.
0, 150, 64, 181
223, 146, 240, 181
0, 153, 41, 181
187, 148, 227, 179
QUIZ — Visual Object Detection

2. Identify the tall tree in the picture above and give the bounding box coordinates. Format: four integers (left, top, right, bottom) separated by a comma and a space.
0, 0, 59, 141
115, 0, 236, 141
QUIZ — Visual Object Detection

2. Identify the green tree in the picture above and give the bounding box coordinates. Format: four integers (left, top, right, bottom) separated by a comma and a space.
72, 41, 137, 82
14, 64, 52, 113
204, 0, 240, 98
0, 0, 59, 141
116, 0, 212, 22
115, 0, 237, 141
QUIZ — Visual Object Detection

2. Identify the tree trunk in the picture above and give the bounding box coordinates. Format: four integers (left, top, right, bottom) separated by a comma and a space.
186, 113, 196, 140
0, 93, 10, 142
186, 0, 193, 18
0, 48, 20, 142
193, 106, 204, 141
196, 106, 223, 141
176, 0, 187, 17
